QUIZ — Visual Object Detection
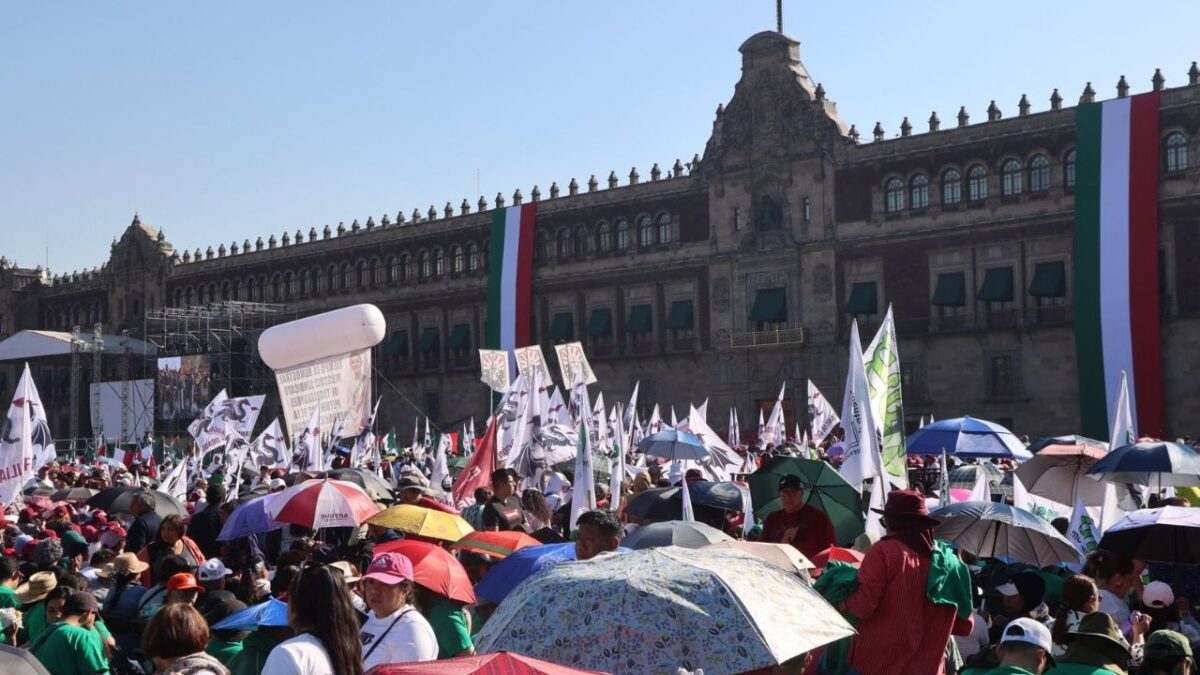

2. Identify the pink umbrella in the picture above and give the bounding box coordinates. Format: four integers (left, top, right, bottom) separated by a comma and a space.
265, 478, 381, 529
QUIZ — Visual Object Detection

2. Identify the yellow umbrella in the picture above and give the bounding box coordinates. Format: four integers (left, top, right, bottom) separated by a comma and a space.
367, 504, 473, 542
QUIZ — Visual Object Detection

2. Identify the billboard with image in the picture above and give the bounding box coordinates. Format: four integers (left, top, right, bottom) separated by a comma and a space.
157, 355, 212, 420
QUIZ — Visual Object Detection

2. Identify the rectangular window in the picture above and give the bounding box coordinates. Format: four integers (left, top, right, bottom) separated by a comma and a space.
845, 282, 878, 316
988, 355, 1017, 399
1029, 261, 1067, 307
587, 308, 613, 345
749, 287, 787, 329
977, 267, 1015, 309
424, 392, 441, 422
548, 312, 574, 343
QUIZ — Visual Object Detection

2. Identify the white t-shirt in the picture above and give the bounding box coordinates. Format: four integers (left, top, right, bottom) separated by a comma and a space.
262, 633, 335, 675
953, 610, 990, 659
360, 605, 438, 671
1098, 588, 1131, 630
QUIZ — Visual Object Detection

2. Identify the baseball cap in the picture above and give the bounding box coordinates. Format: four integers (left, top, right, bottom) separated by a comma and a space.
996, 582, 1020, 597
268, 478, 286, 491
396, 477, 426, 492
1001, 617, 1054, 654
778, 475, 804, 490
198, 559, 233, 582
167, 572, 205, 592
363, 552, 414, 585
1142, 581, 1175, 609
1146, 629, 1192, 659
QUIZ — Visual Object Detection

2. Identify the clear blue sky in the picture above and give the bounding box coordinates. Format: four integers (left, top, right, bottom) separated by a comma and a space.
4, 1, 1197, 274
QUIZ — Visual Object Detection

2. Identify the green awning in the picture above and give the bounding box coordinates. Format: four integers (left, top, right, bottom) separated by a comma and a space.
977, 267, 1014, 302
846, 282, 877, 315
384, 330, 408, 355
1029, 261, 1066, 297
416, 327, 440, 353
665, 300, 694, 330
626, 304, 652, 333
447, 324, 470, 350
587, 308, 612, 337
749, 287, 787, 323
548, 313, 574, 341
931, 272, 966, 307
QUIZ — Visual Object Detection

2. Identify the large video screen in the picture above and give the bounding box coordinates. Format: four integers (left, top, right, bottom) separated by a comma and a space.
157, 355, 212, 420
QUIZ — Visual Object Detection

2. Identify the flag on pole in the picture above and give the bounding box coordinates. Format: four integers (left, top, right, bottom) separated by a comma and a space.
21, 367, 55, 472
1109, 370, 1136, 451
292, 403, 322, 472
0, 365, 36, 506
728, 407, 740, 447
351, 399, 381, 468
680, 473, 696, 522
430, 431, 451, 496
967, 468, 992, 502
452, 415, 498, 510
249, 419, 289, 469
569, 408, 596, 530
762, 384, 786, 447
486, 203, 538, 356
807, 380, 840, 444
609, 404, 626, 503
838, 319, 881, 493
1066, 495, 1102, 556
863, 305, 908, 487
756, 409, 765, 447
159, 452, 189, 501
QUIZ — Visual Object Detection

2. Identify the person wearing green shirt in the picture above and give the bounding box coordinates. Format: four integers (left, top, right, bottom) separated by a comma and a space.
30, 590, 110, 675
424, 598, 473, 659
1044, 612, 1132, 675
961, 617, 1055, 675
0, 558, 21, 610
226, 627, 288, 675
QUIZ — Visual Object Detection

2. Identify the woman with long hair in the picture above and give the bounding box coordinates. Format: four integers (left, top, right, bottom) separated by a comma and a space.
137, 515, 204, 588
1082, 549, 1135, 628
520, 488, 552, 532
1050, 574, 1100, 654
262, 564, 363, 675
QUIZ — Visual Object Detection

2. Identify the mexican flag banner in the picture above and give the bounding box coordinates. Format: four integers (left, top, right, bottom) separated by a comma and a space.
1074, 92, 1164, 439
486, 203, 537, 353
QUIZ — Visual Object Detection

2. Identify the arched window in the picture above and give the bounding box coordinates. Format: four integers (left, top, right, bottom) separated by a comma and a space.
615, 219, 630, 251
357, 261, 368, 288
942, 169, 962, 205
197, 285, 206, 305
575, 225, 590, 258
371, 258, 383, 285
1064, 149, 1077, 188
884, 178, 904, 213
967, 165, 988, 202
467, 243, 480, 272
418, 251, 431, 279
299, 270, 309, 295
637, 215, 654, 247
174, 289, 184, 307
388, 256, 399, 283
272, 275, 283, 302
241, 280, 251, 303
286, 273, 298, 300
327, 265, 338, 291
1001, 159, 1023, 196
597, 221, 612, 252
401, 253, 414, 281
909, 175, 930, 210
1028, 155, 1050, 192
451, 245, 465, 273
342, 263, 353, 290
556, 228, 572, 259
1165, 132, 1189, 173
482, 239, 491, 271
433, 249, 445, 277
656, 212, 672, 244
221, 282, 231, 301
315, 268, 326, 293
536, 231, 552, 263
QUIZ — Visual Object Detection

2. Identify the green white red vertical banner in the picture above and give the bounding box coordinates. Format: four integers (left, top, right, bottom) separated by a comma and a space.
1073, 92, 1164, 439
486, 203, 537, 353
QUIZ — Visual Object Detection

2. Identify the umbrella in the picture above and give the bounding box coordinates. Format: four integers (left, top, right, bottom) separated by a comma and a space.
1026, 435, 1108, 454
637, 429, 710, 462
930, 501, 1081, 566
905, 416, 1031, 460
265, 478, 381, 529
809, 546, 865, 570
703, 540, 814, 574
1098, 506, 1200, 564
23, 486, 54, 498
367, 504, 474, 543
622, 483, 743, 524
622, 520, 733, 550
320, 468, 393, 500
87, 487, 186, 518
50, 487, 96, 502
948, 463, 1012, 496
368, 651, 609, 675
748, 456, 864, 546
476, 546, 854, 675
217, 494, 284, 541
1085, 441, 1200, 488
212, 598, 289, 630
1015, 444, 1138, 509
373, 539, 476, 604
474, 543, 630, 604
450, 530, 541, 559
0, 644, 51, 675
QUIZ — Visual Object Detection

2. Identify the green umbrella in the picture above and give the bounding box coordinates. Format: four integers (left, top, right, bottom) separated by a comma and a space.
749, 456, 864, 546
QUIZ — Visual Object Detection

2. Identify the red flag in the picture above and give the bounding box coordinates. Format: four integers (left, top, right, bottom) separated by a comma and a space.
451, 415, 496, 510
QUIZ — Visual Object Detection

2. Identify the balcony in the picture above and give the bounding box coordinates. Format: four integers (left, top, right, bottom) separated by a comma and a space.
729, 327, 806, 349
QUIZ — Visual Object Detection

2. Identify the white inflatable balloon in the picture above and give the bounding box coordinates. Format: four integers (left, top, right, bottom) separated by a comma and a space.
258, 304, 386, 370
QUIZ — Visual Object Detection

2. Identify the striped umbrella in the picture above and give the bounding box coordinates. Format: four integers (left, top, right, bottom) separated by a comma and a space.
450, 530, 541, 559
264, 478, 381, 529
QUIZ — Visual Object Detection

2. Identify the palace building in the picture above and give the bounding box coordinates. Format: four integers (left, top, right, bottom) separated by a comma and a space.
3, 30, 1200, 443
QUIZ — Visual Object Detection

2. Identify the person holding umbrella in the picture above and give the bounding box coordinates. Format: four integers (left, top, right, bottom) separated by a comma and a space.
359, 553, 438, 670
759, 475, 836, 560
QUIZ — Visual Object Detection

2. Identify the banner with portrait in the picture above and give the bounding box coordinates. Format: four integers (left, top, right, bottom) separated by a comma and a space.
275, 349, 372, 441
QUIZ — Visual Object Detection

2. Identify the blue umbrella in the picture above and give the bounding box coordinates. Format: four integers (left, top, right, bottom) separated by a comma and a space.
930, 501, 1080, 566
905, 416, 1031, 461
637, 429, 710, 462
211, 598, 288, 630
1085, 441, 1200, 488
474, 542, 631, 604
217, 494, 283, 541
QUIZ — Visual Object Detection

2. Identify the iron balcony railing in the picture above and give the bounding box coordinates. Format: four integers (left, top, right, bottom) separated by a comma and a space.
728, 327, 806, 348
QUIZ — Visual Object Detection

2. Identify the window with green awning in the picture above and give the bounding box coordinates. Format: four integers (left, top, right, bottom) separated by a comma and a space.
626, 304, 652, 333
977, 267, 1015, 302
931, 272, 966, 307
548, 312, 573, 341
416, 326, 440, 353
666, 300, 694, 330
1028, 261, 1066, 297
385, 330, 408, 355
447, 324, 470, 350
749, 287, 787, 323
846, 282, 878, 315
587, 308, 612, 337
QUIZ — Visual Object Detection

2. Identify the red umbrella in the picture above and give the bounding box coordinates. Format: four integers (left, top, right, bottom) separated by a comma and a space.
374, 539, 476, 605
809, 546, 866, 578
449, 530, 541, 559
265, 478, 381, 529
367, 651, 609, 675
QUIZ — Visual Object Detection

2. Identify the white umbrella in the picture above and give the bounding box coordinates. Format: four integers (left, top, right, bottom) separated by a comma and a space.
703, 540, 814, 574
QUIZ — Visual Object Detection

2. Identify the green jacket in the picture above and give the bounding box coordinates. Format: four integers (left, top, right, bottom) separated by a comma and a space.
206, 635, 244, 665
962, 665, 1038, 675
226, 631, 281, 675
1043, 664, 1124, 675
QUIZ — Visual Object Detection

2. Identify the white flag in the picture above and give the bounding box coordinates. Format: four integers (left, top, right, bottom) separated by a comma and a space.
351, 399, 381, 468
0, 365, 36, 506
680, 473, 696, 522
292, 403, 323, 472
430, 431, 451, 496
863, 306, 908, 487
763, 383, 786, 446
250, 419, 290, 470
609, 405, 626, 503
189, 391, 265, 453
865, 478, 887, 538
838, 319, 881, 493
1066, 495, 1102, 556
1109, 371, 1136, 451
808, 379, 840, 445
479, 349, 511, 393
967, 467, 992, 502
569, 401, 596, 530
686, 405, 743, 482
728, 408, 740, 447
159, 452, 189, 501
21, 367, 55, 472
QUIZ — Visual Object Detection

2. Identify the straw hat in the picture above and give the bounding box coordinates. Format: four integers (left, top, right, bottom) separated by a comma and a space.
96, 552, 150, 579
15, 571, 57, 604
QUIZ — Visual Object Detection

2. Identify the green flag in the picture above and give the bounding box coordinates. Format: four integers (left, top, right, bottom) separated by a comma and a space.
863, 305, 908, 486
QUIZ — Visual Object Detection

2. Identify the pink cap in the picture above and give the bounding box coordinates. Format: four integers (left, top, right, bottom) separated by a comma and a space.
363, 552, 414, 585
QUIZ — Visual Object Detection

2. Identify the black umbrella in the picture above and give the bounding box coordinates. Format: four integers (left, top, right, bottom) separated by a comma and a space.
320, 468, 393, 500
51, 487, 97, 502
1098, 506, 1200, 564
87, 487, 186, 518
22, 486, 54, 497
623, 486, 726, 525
1026, 435, 1107, 454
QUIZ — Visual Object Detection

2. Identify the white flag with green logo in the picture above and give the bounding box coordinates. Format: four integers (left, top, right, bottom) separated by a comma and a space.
863, 305, 908, 488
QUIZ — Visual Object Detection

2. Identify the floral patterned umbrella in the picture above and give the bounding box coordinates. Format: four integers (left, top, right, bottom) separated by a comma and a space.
475, 546, 853, 675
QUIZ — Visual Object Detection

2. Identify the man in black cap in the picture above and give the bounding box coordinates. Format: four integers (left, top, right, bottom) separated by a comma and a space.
759, 474, 836, 559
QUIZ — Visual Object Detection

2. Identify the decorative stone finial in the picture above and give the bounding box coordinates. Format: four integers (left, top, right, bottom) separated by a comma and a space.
230, 241, 239, 255
512, 189, 523, 205
350, 219, 360, 233
568, 178, 579, 195
672, 159, 684, 178
588, 175, 598, 192
461, 199, 471, 215
478, 195, 488, 211
365, 217, 375, 231
495, 192, 505, 208
650, 163, 661, 181
182, 250, 191, 263
629, 167, 639, 185
195, 248, 203, 260
243, 238, 252, 251
396, 210, 405, 224
549, 182, 559, 199
443, 202, 453, 218
1116, 75, 1129, 98
1050, 89, 1063, 111
412, 208, 422, 223
957, 107, 969, 127
691, 153, 701, 170
847, 124, 859, 142
1018, 94, 1030, 117
205, 246, 213, 259
987, 100, 1001, 121
1190, 62, 1200, 86
295, 229, 303, 243
427, 205, 437, 220
281, 232, 290, 246
872, 122, 884, 141
531, 185, 541, 202
267, 235, 276, 249
336, 222, 346, 236
814, 83, 825, 101
309, 227, 318, 240
607, 171, 618, 189
131, 212, 141, 226
1080, 82, 1096, 104
899, 117, 912, 137
928, 111, 940, 132
381, 213, 390, 226
715, 103, 724, 117
1152, 69, 1165, 91
156, 230, 165, 242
